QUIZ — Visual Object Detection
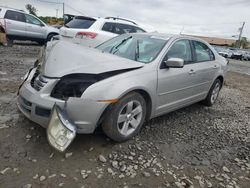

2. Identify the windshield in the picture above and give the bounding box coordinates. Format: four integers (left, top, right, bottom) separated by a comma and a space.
96, 34, 168, 63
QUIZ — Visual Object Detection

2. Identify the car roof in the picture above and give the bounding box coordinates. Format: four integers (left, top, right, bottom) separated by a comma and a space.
124, 32, 213, 46
127, 32, 198, 40
0, 6, 26, 14
129, 32, 175, 38
73, 15, 143, 26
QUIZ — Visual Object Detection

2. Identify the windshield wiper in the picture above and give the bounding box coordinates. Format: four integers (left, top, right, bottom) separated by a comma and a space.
135, 39, 140, 61
109, 36, 132, 54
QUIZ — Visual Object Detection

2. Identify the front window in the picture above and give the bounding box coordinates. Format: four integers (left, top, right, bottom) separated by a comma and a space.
96, 34, 168, 63
25, 14, 43, 26
166, 39, 193, 64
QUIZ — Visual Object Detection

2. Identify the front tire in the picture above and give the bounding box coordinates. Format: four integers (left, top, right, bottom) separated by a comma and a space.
102, 92, 147, 142
203, 79, 222, 106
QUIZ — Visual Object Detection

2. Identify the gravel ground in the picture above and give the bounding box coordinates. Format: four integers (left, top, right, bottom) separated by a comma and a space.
0, 44, 250, 188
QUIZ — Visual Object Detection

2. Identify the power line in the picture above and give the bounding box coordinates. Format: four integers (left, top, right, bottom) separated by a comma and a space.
36, 0, 64, 16
36, 0, 85, 15
64, 3, 84, 15
36, 0, 61, 4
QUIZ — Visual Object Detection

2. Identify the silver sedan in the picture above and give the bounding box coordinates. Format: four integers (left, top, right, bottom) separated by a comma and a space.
17, 33, 228, 151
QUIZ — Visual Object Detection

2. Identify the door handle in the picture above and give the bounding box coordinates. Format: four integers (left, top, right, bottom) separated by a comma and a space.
188, 69, 195, 75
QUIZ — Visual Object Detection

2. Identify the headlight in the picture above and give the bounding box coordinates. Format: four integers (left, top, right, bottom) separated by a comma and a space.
47, 105, 76, 152
51, 74, 100, 100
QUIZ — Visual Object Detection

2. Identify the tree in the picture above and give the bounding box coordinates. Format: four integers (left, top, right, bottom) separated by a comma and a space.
25, 4, 37, 16
231, 37, 250, 49
240, 37, 250, 49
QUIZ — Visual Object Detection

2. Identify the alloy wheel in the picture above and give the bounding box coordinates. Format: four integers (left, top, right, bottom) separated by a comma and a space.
117, 100, 143, 136
211, 82, 220, 104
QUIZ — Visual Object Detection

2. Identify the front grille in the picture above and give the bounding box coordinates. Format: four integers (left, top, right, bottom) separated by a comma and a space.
31, 74, 48, 91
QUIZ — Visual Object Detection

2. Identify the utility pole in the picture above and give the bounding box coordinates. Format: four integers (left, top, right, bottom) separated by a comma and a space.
63, 2, 64, 18
237, 21, 245, 49
56, 9, 58, 18
63, 2, 65, 22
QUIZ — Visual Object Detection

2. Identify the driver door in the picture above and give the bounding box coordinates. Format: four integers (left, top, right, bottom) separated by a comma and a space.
156, 39, 199, 116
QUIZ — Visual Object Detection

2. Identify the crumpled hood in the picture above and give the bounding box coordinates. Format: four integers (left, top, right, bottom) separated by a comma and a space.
42, 40, 143, 77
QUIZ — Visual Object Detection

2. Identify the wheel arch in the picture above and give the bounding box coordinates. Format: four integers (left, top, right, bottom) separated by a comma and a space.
132, 89, 152, 121
0, 25, 5, 33
216, 75, 224, 88
97, 88, 153, 127
47, 32, 59, 40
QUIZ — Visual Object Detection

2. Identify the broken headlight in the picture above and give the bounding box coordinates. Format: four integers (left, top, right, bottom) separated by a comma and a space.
51, 74, 101, 100
47, 105, 76, 152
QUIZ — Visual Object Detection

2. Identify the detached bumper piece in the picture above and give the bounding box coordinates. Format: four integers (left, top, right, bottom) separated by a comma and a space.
47, 105, 76, 152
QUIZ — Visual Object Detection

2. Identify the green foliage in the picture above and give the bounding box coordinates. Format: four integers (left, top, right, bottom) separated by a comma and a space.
38, 17, 64, 25
240, 37, 250, 49
230, 42, 236, 48
25, 4, 37, 16
231, 37, 250, 49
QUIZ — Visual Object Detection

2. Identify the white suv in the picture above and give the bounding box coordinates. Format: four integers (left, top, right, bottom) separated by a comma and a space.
0, 6, 59, 44
60, 16, 147, 47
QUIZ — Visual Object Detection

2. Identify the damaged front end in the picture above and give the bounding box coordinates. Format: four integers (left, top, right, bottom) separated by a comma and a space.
47, 105, 76, 152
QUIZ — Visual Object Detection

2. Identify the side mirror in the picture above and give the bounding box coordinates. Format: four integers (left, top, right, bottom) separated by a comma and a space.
164, 58, 184, 68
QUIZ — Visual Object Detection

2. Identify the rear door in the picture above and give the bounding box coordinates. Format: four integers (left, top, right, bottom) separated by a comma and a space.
191, 40, 219, 95
156, 39, 199, 116
24, 14, 46, 39
4, 10, 26, 37
100, 22, 118, 39
113, 23, 145, 34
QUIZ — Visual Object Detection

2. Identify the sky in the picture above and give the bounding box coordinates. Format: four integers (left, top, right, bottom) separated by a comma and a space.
1, 0, 250, 39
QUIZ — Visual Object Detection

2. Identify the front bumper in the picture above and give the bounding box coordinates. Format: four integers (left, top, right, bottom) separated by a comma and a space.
17, 71, 108, 134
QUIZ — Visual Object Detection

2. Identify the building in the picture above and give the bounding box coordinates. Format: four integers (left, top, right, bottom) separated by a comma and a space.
185, 35, 236, 46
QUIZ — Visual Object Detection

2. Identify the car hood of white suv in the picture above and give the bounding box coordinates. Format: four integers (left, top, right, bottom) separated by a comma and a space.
41, 40, 143, 77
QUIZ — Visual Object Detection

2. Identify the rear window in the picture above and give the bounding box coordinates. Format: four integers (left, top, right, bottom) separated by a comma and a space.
193, 40, 215, 62
65, 16, 96, 29
4, 10, 25, 22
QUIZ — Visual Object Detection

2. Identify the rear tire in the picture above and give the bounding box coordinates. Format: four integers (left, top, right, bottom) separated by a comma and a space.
203, 79, 222, 106
6, 37, 13, 47
102, 92, 147, 142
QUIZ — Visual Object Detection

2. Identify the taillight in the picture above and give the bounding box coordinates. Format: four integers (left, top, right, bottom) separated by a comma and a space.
75, 32, 97, 39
